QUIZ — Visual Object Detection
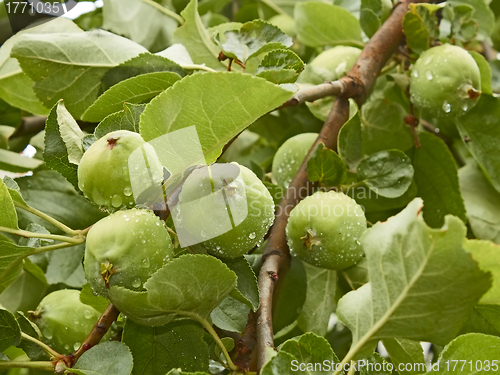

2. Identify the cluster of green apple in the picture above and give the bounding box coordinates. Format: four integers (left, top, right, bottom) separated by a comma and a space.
32, 129, 276, 342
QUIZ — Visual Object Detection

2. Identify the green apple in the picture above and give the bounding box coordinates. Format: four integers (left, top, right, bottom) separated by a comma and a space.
84, 208, 175, 298
32, 289, 108, 354
272, 133, 318, 188
410, 44, 481, 118
174, 163, 274, 258
78, 130, 163, 212
286, 191, 366, 270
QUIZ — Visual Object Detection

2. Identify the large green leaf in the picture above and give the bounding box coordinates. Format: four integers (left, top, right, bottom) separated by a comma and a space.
223, 257, 259, 311
456, 95, 500, 194
337, 199, 491, 361
139, 71, 295, 166
214, 20, 292, 64
294, 2, 362, 48
0, 149, 44, 173
173, 0, 225, 70
0, 18, 81, 115
109, 255, 237, 326
71, 341, 134, 375
256, 49, 304, 84
123, 319, 209, 374
459, 162, 500, 244
210, 295, 250, 333
297, 263, 336, 337
11, 29, 147, 118
413, 132, 466, 228
82, 72, 181, 122
357, 150, 414, 198
427, 333, 500, 374
102, 0, 178, 52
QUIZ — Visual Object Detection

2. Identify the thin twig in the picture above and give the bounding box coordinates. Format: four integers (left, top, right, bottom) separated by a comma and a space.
255, 0, 420, 370
279, 81, 346, 108
14, 202, 79, 236
0, 226, 84, 244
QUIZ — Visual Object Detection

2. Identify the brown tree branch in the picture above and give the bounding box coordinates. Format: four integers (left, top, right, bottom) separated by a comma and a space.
255, 1, 420, 370
62, 303, 120, 368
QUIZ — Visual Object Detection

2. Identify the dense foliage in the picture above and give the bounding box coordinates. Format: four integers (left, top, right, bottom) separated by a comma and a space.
0, 0, 500, 374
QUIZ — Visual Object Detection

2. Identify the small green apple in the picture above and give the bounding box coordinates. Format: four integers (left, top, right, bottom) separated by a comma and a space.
286, 191, 366, 270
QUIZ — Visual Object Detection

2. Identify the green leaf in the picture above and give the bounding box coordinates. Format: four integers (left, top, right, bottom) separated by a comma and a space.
465, 240, 500, 305
45, 244, 86, 288
16, 312, 47, 361
337, 199, 491, 359
297, 263, 336, 337
307, 143, 347, 187
94, 103, 145, 140
210, 295, 250, 333
427, 333, 500, 374
80, 283, 110, 314
102, 0, 178, 52
360, 8, 381, 38
15, 170, 106, 234
139, 71, 295, 166
101, 52, 185, 92
357, 150, 414, 198
166, 370, 210, 375
0, 309, 20, 353
469, 51, 493, 95
214, 20, 292, 64
402, 4, 440, 54
256, 49, 304, 84
338, 103, 363, 172
0, 240, 39, 295
360, 353, 393, 375
11, 30, 147, 119
173, 0, 225, 70
295, 2, 362, 48
0, 176, 18, 229
360, 99, 414, 156
448, 0, 495, 37
82, 72, 181, 122
109, 255, 237, 326
382, 338, 426, 375
57, 101, 85, 165
460, 304, 500, 337
0, 18, 81, 115
459, 162, 500, 244
262, 332, 339, 375
223, 257, 259, 311
2, 176, 27, 206
456, 95, 500, 194
72, 341, 134, 375
123, 319, 209, 374
413, 132, 466, 228
43, 102, 79, 190
341, 257, 369, 291
0, 149, 43, 173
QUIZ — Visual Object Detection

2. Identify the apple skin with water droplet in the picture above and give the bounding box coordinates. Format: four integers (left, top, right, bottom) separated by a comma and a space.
84, 208, 175, 298
32, 289, 109, 354
271, 133, 318, 188
410, 44, 481, 119
286, 191, 367, 270
175, 163, 275, 259
77, 130, 163, 212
